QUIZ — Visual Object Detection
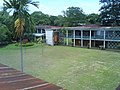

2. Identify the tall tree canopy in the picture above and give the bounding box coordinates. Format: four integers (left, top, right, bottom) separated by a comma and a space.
63, 7, 86, 26
31, 11, 50, 25
86, 13, 99, 24
99, 0, 120, 26
54, 15, 65, 26
0, 23, 11, 42
0, 11, 12, 42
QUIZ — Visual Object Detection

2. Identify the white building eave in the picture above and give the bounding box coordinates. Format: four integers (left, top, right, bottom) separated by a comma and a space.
33, 33, 45, 37
63, 27, 120, 31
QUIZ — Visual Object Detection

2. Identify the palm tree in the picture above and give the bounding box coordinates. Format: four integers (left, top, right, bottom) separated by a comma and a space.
3, 0, 39, 72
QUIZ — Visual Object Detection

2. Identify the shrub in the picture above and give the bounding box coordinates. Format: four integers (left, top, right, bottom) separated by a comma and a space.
117, 44, 120, 49
0, 41, 8, 47
0, 24, 11, 42
15, 42, 34, 47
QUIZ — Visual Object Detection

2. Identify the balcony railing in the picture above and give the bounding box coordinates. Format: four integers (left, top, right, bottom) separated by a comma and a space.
91, 36, 104, 39
65, 35, 120, 40
105, 36, 120, 40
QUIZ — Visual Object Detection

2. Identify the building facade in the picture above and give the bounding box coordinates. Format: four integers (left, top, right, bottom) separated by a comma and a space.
34, 25, 61, 46
64, 26, 120, 49
34, 25, 120, 49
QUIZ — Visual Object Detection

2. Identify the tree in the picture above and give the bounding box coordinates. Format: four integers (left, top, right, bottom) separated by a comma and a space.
0, 11, 12, 42
49, 15, 58, 26
99, 0, 120, 26
54, 15, 65, 26
3, 0, 39, 72
86, 13, 99, 24
63, 7, 86, 26
0, 23, 11, 42
31, 11, 50, 25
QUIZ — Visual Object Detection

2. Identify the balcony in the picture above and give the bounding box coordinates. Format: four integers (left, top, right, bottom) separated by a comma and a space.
105, 36, 120, 40
65, 35, 120, 41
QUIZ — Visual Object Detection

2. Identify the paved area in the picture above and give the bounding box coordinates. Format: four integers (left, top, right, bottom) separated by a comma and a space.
0, 64, 64, 90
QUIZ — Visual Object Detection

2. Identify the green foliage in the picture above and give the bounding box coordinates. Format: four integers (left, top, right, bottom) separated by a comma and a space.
15, 42, 34, 47
63, 7, 86, 26
31, 11, 50, 25
117, 44, 120, 49
86, 13, 99, 24
60, 28, 66, 36
49, 15, 58, 26
54, 15, 65, 26
36, 37, 43, 44
63, 38, 73, 45
0, 23, 11, 42
31, 6, 100, 27
3, 0, 39, 38
99, 0, 120, 26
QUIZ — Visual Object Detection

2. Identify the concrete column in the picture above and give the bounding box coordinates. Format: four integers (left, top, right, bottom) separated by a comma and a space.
66, 30, 68, 45
41, 29, 42, 33
94, 40, 95, 47
81, 30, 83, 47
103, 30, 106, 48
89, 30, 92, 48
37, 29, 38, 33
73, 30, 75, 46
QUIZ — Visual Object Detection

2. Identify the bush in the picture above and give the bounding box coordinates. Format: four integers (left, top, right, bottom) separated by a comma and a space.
117, 44, 120, 49
15, 42, 34, 47
0, 24, 11, 42
0, 41, 8, 47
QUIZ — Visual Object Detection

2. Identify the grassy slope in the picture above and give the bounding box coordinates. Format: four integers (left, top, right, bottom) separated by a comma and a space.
0, 44, 120, 90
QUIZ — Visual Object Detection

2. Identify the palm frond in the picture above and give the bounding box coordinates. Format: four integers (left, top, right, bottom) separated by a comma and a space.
27, 0, 39, 8
14, 18, 25, 37
3, 0, 12, 10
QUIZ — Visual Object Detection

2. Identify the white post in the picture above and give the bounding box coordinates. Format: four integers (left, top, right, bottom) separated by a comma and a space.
37, 29, 38, 33
103, 30, 106, 48
89, 30, 91, 48
93, 31, 95, 47
81, 30, 83, 47
66, 30, 68, 45
73, 30, 75, 46
41, 29, 42, 33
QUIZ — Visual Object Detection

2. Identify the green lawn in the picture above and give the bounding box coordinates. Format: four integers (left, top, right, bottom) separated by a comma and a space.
0, 44, 120, 90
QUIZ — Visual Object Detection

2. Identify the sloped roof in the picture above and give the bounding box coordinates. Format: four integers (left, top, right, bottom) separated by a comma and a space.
63, 24, 120, 30
82, 24, 101, 28
36, 24, 120, 31
36, 25, 61, 30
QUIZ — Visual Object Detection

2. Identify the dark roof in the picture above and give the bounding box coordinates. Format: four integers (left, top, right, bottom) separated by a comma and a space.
36, 25, 61, 30
36, 24, 120, 31
62, 24, 120, 31
82, 24, 101, 28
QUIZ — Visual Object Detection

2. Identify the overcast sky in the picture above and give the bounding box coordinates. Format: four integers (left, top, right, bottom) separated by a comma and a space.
0, 0, 101, 16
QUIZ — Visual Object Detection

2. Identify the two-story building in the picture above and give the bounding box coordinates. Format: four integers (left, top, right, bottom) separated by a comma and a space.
64, 25, 120, 49
34, 25, 120, 49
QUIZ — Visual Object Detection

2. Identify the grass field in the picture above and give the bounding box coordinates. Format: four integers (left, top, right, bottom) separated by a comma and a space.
0, 44, 120, 90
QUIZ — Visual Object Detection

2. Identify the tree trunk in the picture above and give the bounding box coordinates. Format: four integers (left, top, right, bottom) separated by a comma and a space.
20, 36, 23, 72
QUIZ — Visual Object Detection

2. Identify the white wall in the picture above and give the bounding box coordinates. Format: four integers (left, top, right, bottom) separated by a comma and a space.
45, 29, 54, 46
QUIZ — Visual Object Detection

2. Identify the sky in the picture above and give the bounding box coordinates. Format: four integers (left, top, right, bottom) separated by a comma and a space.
0, 0, 101, 16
